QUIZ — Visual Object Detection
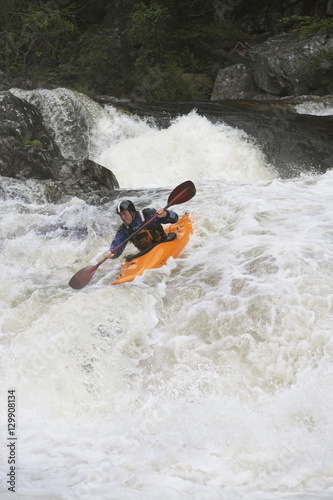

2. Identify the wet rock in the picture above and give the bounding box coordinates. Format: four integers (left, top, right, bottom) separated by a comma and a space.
0, 91, 60, 179
0, 91, 119, 202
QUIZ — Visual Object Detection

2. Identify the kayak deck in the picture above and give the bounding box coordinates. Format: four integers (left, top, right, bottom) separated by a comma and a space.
111, 212, 193, 285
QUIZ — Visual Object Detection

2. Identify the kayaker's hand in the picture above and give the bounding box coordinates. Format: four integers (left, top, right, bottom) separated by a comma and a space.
157, 208, 167, 218
104, 250, 115, 259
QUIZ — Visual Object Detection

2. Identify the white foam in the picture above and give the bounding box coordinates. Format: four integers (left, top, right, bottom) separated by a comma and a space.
1, 93, 333, 499
95, 110, 275, 188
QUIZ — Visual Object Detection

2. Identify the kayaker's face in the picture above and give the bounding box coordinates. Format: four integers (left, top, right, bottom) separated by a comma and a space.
119, 210, 134, 225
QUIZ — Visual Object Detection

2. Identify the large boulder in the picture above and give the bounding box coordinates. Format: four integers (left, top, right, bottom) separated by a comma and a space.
248, 32, 333, 96
0, 91, 119, 202
0, 91, 60, 179
211, 64, 258, 100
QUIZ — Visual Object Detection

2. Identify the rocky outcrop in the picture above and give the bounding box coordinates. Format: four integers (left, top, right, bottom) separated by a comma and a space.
212, 32, 333, 100
249, 32, 333, 97
0, 92, 60, 179
0, 91, 119, 203
211, 0, 333, 101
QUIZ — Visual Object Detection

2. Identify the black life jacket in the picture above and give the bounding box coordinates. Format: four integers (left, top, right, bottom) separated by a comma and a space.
126, 209, 166, 251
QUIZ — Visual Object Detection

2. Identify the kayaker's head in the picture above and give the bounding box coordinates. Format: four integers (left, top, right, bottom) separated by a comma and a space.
116, 200, 136, 225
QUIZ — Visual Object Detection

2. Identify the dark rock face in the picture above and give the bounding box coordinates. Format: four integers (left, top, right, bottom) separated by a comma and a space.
0, 91, 119, 203
0, 92, 60, 179
212, 32, 333, 100
210, 0, 333, 101
249, 33, 333, 97
219, 100, 333, 177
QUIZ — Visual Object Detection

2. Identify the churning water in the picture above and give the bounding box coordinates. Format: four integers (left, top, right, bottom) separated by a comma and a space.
1, 89, 333, 499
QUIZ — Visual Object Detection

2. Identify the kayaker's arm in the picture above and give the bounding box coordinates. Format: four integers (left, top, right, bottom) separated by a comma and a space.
105, 209, 178, 260
156, 208, 178, 223
105, 226, 129, 259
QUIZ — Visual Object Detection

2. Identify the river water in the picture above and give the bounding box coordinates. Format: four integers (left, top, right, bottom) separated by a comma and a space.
1, 89, 333, 499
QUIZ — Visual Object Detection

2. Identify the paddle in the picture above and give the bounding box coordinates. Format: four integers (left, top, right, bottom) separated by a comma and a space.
68, 180, 196, 289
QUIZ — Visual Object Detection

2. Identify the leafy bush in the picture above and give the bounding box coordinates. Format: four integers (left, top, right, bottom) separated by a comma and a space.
60, 27, 130, 95
131, 62, 208, 101
284, 15, 333, 38
0, 0, 77, 82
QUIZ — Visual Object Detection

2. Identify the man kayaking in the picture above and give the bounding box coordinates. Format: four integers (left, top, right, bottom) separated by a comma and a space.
104, 200, 179, 260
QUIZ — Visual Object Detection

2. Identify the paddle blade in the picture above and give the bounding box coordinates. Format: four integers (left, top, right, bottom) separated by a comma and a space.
167, 180, 196, 207
68, 265, 98, 289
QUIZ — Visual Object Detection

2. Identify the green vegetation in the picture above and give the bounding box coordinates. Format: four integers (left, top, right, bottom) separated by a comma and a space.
1, 1, 332, 99
284, 15, 333, 38
19, 134, 46, 150
0, 0, 77, 81
0, 0, 250, 100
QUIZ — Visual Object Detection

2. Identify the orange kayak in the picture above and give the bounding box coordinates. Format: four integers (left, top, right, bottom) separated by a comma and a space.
111, 212, 193, 285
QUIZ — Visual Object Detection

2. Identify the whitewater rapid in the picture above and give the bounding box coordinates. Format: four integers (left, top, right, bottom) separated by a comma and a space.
0, 90, 333, 500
